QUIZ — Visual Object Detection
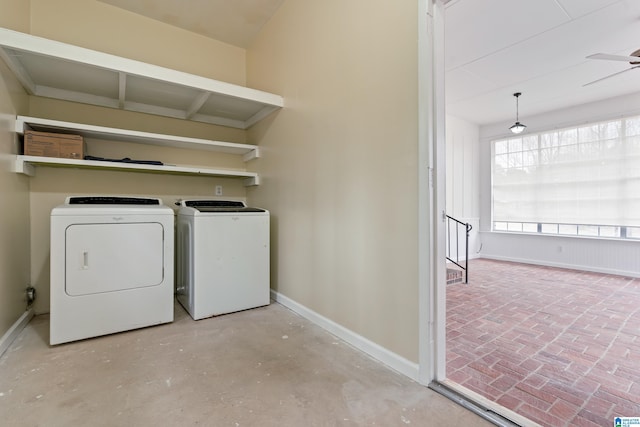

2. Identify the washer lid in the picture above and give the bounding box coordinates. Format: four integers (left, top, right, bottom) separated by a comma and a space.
180, 199, 265, 213
193, 206, 266, 213
52, 196, 172, 215
67, 196, 161, 205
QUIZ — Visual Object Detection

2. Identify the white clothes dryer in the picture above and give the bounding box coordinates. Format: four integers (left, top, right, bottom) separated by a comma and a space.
176, 200, 270, 320
50, 196, 174, 345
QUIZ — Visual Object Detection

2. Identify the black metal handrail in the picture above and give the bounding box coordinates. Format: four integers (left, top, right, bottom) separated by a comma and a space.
446, 215, 472, 284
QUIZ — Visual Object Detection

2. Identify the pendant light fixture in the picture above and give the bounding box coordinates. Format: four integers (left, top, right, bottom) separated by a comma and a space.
509, 92, 526, 134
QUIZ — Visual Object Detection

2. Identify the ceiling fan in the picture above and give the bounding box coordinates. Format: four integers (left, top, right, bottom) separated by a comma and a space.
584, 48, 640, 86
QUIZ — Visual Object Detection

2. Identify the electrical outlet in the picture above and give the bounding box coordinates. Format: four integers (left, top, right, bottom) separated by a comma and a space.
26, 286, 36, 305
215, 185, 223, 196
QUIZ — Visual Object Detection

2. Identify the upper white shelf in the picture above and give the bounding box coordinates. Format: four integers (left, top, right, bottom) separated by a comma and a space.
15, 116, 260, 161
0, 27, 283, 129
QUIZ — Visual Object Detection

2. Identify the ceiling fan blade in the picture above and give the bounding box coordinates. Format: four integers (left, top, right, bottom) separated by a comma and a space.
583, 65, 640, 87
587, 53, 640, 62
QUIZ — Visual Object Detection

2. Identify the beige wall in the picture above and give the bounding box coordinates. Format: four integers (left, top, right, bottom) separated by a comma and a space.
29, 0, 246, 86
22, 0, 254, 314
0, 0, 30, 337
0, 0, 30, 33
246, 1, 420, 361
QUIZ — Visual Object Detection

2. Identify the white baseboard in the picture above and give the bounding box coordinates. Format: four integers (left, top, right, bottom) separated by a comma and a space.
270, 290, 419, 381
0, 309, 34, 358
480, 254, 640, 278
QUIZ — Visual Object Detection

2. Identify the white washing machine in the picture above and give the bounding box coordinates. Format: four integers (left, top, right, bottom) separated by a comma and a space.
50, 196, 174, 345
176, 200, 270, 320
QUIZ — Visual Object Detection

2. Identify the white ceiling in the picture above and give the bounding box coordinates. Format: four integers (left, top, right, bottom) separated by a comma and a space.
97, 0, 284, 48
445, 0, 640, 125
97, 0, 640, 127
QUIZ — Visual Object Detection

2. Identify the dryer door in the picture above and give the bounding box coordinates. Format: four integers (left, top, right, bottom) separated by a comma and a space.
65, 222, 164, 296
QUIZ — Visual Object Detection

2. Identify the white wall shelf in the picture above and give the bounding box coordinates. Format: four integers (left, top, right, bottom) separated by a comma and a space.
0, 27, 283, 129
14, 116, 261, 186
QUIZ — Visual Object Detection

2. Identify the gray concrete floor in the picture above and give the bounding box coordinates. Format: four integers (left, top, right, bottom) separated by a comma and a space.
0, 302, 492, 426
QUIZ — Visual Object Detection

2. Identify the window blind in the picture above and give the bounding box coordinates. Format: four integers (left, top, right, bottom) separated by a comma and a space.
492, 116, 640, 227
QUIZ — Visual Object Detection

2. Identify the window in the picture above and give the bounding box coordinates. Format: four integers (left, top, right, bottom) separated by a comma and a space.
492, 115, 640, 239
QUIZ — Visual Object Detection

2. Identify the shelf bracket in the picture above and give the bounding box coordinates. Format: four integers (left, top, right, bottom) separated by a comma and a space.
118, 72, 126, 109
243, 147, 260, 162
243, 175, 260, 187
186, 91, 211, 120
0, 47, 37, 94
14, 158, 35, 176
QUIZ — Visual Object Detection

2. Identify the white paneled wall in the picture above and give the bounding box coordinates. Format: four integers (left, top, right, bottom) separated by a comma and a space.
480, 232, 640, 278
446, 115, 479, 218
445, 115, 480, 259
478, 92, 640, 276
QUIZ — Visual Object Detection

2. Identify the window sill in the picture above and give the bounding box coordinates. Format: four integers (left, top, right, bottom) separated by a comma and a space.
479, 230, 639, 243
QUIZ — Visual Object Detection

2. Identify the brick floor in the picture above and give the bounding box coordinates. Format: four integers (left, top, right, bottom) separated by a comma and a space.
446, 259, 640, 427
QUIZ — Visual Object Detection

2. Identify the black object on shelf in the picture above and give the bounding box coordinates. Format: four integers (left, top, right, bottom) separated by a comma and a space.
84, 155, 163, 166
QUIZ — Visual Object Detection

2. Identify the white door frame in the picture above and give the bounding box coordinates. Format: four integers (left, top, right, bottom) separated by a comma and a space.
418, 0, 447, 385
417, 6, 530, 426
